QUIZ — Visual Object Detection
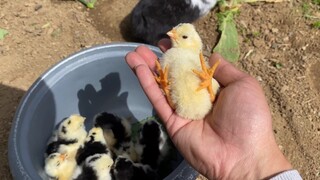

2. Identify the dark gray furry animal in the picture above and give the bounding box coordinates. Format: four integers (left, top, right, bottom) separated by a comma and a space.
134, 120, 169, 169
131, 0, 217, 45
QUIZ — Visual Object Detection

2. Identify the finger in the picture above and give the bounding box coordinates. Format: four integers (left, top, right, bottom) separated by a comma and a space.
125, 51, 147, 72
125, 52, 174, 122
158, 38, 171, 52
135, 45, 158, 71
209, 53, 248, 86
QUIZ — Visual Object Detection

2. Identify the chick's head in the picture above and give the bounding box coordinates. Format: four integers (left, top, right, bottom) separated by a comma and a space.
44, 153, 68, 177
58, 114, 86, 140
86, 127, 106, 144
167, 23, 202, 53
86, 154, 114, 172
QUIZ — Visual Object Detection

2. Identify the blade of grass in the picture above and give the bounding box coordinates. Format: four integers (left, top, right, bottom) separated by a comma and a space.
0, 28, 8, 40
78, 0, 97, 8
244, 0, 290, 2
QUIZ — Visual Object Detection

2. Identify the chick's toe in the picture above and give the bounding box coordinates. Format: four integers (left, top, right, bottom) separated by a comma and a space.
192, 53, 220, 102
154, 59, 175, 108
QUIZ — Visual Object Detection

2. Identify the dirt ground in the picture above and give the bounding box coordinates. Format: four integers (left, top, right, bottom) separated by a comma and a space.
0, 0, 319, 179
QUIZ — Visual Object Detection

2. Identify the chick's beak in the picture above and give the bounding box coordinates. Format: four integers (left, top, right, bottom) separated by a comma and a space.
167, 29, 178, 40
59, 154, 67, 161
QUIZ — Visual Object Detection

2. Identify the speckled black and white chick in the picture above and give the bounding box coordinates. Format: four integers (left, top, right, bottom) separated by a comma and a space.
46, 114, 87, 159
76, 127, 112, 165
112, 156, 158, 180
94, 112, 137, 161
45, 152, 77, 180
74, 153, 114, 180
134, 120, 169, 169
45, 133, 77, 158
131, 0, 217, 45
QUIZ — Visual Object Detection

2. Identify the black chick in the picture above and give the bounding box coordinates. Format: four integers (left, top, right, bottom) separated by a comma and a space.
112, 156, 158, 180
130, 0, 218, 45
134, 120, 169, 169
94, 112, 137, 161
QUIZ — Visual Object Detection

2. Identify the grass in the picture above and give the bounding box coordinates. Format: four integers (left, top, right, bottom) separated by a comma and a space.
312, 21, 320, 28
252, 31, 261, 37
312, 0, 320, 6
0, 28, 8, 40
302, 3, 311, 17
301, 1, 320, 29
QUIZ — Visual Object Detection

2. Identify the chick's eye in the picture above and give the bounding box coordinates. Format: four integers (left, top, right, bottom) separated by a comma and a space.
182, 35, 188, 39
56, 162, 60, 166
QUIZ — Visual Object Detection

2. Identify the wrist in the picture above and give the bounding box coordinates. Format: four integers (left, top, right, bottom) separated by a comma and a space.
253, 139, 292, 179
219, 140, 292, 180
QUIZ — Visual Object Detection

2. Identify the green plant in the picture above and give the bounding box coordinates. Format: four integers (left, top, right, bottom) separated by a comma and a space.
312, 21, 320, 28
252, 31, 260, 37
213, 11, 240, 62
302, 3, 311, 17
78, 0, 97, 8
212, 0, 241, 62
0, 28, 8, 40
273, 62, 283, 69
312, 0, 320, 6
213, 0, 287, 62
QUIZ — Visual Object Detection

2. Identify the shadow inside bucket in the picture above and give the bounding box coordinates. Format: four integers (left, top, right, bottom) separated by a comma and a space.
78, 72, 135, 128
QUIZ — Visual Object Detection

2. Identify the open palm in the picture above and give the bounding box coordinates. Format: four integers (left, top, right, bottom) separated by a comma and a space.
125, 42, 291, 179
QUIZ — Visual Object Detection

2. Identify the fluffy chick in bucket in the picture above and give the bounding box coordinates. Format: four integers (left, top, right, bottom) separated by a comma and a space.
94, 112, 137, 161
44, 152, 77, 180
45, 114, 87, 159
76, 127, 113, 165
134, 120, 169, 169
73, 153, 114, 180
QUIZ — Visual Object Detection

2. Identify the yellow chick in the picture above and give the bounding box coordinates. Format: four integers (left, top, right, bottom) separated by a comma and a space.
83, 154, 114, 180
76, 127, 112, 165
57, 114, 87, 142
73, 153, 114, 180
155, 23, 220, 120
44, 152, 77, 180
56, 114, 87, 159
85, 127, 107, 145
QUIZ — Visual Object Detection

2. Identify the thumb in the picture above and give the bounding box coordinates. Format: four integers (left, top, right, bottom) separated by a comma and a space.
210, 53, 248, 87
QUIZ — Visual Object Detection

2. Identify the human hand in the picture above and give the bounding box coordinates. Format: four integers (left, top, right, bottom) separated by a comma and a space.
125, 40, 292, 179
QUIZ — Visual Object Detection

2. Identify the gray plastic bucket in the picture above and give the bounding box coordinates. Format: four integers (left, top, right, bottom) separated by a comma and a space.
8, 43, 199, 180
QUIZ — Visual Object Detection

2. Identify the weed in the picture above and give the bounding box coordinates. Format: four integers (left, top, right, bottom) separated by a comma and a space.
0, 28, 8, 40
302, 3, 311, 17
312, 0, 320, 6
312, 21, 320, 28
252, 31, 261, 37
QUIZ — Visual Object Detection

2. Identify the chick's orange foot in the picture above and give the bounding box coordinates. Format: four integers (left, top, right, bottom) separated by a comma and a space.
192, 53, 220, 102
154, 59, 175, 108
